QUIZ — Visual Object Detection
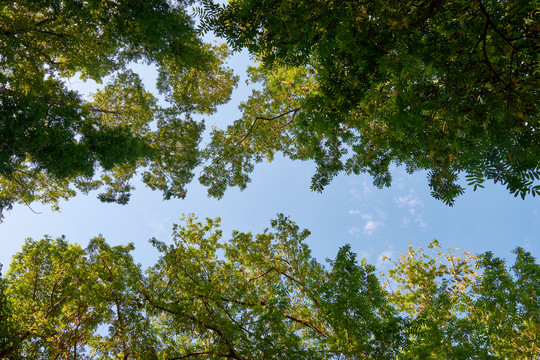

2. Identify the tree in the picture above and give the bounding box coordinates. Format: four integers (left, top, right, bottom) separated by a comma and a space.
385, 240, 540, 359
470, 248, 540, 359
200, 0, 539, 204
0, 0, 238, 220
1, 236, 156, 359
385, 240, 485, 358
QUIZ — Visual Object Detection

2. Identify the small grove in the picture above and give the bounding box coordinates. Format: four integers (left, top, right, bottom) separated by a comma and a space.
1, 215, 539, 359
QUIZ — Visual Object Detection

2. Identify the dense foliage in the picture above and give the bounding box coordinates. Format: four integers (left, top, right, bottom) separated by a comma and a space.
0, 0, 237, 219
2, 0, 538, 213
1, 216, 539, 359
200, 0, 539, 204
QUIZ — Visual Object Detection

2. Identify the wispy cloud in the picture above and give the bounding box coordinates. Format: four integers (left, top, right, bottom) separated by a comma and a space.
145, 216, 166, 238
358, 248, 374, 262
348, 188, 361, 200
361, 212, 385, 235
375, 209, 387, 219
361, 180, 372, 196
394, 176, 406, 190
348, 180, 373, 201
348, 209, 386, 236
348, 226, 362, 237
395, 193, 422, 208
395, 191, 428, 230
415, 216, 428, 229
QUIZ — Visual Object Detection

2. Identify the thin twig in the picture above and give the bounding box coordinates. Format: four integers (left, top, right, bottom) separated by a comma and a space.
284, 314, 330, 338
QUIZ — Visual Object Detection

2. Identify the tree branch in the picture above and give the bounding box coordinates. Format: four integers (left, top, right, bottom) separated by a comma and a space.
284, 314, 330, 338
142, 290, 245, 359
214, 106, 301, 165
480, 20, 506, 86
245, 267, 278, 283
477, 0, 517, 48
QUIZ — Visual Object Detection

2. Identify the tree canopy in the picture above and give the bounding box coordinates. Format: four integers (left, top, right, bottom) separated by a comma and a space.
1, 0, 538, 215
1, 215, 539, 359
2, 1, 538, 358
200, 0, 539, 204
0, 0, 237, 219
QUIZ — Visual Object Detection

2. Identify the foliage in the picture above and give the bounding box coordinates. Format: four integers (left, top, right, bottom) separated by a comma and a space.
1, 236, 156, 359
145, 214, 403, 359
385, 240, 540, 359
2, 216, 539, 359
385, 241, 483, 358
0, 0, 238, 219
200, 64, 314, 197
471, 248, 540, 359
200, 0, 539, 204
0, 264, 19, 359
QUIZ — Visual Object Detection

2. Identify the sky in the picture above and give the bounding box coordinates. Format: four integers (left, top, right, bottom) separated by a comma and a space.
1, 48, 539, 276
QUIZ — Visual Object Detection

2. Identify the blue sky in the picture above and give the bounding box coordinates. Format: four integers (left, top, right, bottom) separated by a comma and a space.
1, 49, 539, 274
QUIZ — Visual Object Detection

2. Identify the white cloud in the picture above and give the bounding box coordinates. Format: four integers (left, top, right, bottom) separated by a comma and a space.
145, 217, 166, 237
348, 188, 361, 200
348, 226, 362, 236
348, 209, 386, 237
348, 181, 374, 202
361, 212, 385, 235
415, 216, 428, 229
364, 220, 383, 235
395, 193, 422, 208
362, 180, 372, 196
395, 191, 427, 229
